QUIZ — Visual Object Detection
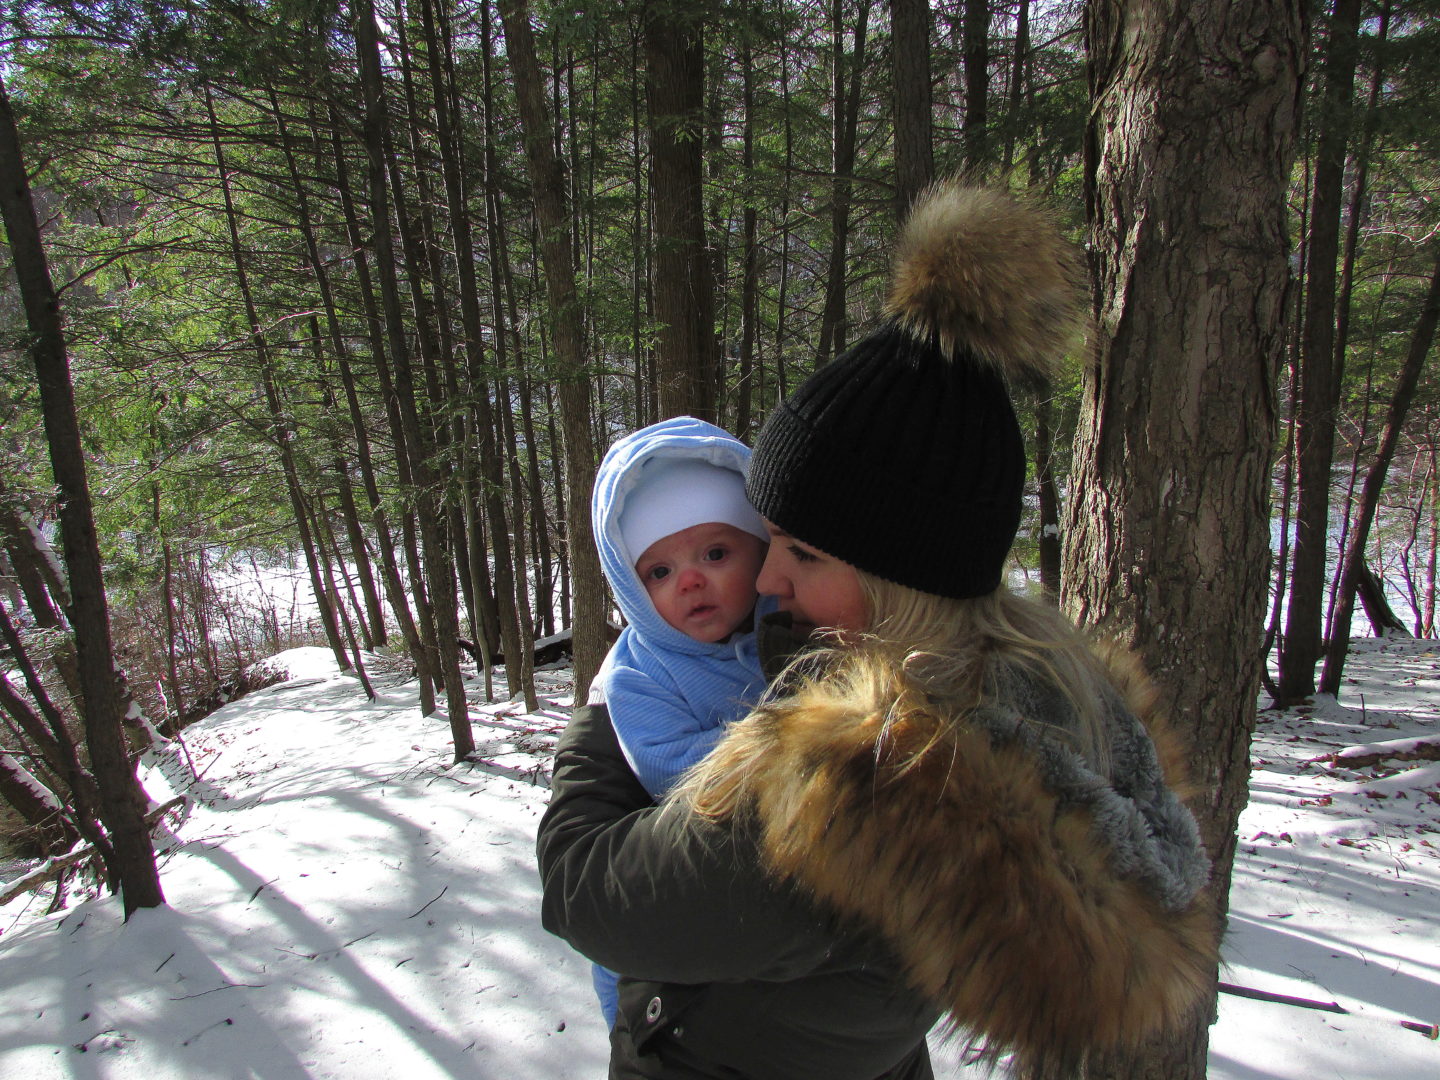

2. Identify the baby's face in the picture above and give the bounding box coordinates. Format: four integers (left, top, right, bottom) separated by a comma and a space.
635, 522, 767, 643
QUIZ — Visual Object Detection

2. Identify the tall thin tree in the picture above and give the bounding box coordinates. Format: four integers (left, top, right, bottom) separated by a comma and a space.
0, 73, 165, 916
1276, 0, 1364, 704
1320, 244, 1440, 693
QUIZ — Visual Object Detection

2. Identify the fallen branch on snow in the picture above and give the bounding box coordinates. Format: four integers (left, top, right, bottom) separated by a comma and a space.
1318, 736, 1440, 770
1219, 983, 1438, 1039
0, 796, 187, 906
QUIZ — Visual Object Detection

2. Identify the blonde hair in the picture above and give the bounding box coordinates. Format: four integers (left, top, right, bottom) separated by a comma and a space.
677, 574, 1121, 824
851, 571, 1115, 774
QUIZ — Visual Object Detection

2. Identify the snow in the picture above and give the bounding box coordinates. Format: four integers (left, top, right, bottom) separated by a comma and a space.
2, 642, 1439, 1078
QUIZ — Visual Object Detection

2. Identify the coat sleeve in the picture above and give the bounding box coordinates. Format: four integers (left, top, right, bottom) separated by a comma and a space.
536, 703, 839, 984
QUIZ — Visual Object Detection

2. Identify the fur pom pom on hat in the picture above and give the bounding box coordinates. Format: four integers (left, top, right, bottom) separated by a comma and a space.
746, 183, 1086, 598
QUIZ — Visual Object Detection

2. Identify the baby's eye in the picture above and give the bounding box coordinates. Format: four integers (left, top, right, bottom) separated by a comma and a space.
703, 546, 728, 563
644, 565, 671, 583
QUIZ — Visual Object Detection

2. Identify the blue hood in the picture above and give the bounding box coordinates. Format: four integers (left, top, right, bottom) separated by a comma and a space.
593, 415, 768, 657
591, 416, 774, 798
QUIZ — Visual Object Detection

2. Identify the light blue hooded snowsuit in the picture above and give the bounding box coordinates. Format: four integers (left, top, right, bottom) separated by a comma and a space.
586, 416, 774, 1024
589, 416, 773, 797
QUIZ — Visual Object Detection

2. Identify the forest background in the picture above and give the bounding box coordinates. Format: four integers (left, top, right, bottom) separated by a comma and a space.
0, 1, 1436, 1078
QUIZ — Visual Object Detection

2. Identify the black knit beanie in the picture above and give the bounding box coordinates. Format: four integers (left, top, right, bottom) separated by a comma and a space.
746, 185, 1085, 599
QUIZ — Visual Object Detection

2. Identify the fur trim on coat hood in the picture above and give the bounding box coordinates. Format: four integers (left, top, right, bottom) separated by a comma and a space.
672, 643, 1217, 1079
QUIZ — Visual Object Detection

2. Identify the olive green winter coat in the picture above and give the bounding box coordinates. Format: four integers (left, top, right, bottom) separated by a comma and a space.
537, 638, 1215, 1079
539, 701, 939, 1079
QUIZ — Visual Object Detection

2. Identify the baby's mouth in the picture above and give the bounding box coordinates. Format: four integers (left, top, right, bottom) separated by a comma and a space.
688, 603, 716, 619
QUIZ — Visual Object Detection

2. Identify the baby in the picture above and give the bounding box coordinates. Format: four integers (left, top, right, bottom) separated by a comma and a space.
584, 415, 773, 1023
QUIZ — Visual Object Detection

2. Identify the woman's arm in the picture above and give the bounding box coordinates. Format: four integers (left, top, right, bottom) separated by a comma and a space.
536, 704, 835, 983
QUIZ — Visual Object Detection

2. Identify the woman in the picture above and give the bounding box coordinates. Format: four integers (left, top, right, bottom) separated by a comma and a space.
537, 184, 1216, 1079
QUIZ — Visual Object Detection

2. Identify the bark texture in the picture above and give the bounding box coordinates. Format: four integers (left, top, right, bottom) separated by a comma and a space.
891, 0, 934, 216
645, 0, 719, 422
0, 74, 165, 915
1067, 3, 1304, 1076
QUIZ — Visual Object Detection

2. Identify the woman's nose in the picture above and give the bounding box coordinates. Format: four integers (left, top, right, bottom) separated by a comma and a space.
756, 551, 788, 597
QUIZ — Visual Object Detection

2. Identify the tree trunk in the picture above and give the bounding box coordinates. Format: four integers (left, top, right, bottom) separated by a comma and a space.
1068, 3, 1303, 1076
1355, 563, 1412, 638
0, 73, 164, 915
1276, 0, 1363, 704
422, 0, 529, 702
962, 0, 990, 172
644, 0, 719, 421
1320, 243, 1440, 691
1034, 393, 1062, 599
313, 502, 378, 700
1428, 429, 1439, 637
0, 605, 108, 853
734, 31, 760, 442
498, 0, 610, 703
269, 93, 388, 650
815, 0, 871, 367
0, 750, 75, 856
201, 81, 350, 676
499, 375, 540, 710
320, 108, 427, 662
1001, 0, 1031, 175
353, 0, 472, 756
776, 36, 795, 399
891, 0, 934, 218
1331, 0, 1389, 410
0, 497, 81, 703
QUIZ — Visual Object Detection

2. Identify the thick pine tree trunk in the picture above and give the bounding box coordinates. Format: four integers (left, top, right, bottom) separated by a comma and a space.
0, 74, 164, 915
891, 0, 934, 218
644, 0, 719, 422
1067, 3, 1303, 1076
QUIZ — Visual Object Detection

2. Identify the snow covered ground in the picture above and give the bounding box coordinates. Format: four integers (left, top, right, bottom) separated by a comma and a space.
1, 641, 1437, 1078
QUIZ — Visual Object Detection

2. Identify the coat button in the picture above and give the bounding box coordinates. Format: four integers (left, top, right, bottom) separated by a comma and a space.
671, 1025, 684, 1039
645, 996, 662, 1023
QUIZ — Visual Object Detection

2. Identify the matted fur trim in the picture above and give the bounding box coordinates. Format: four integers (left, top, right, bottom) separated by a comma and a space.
675, 650, 1216, 1078
1093, 639, 1205, 804
885, 183, 1087, 385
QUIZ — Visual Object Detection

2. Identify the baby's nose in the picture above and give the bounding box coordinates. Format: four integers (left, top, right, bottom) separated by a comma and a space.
677, 567, 706, 591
